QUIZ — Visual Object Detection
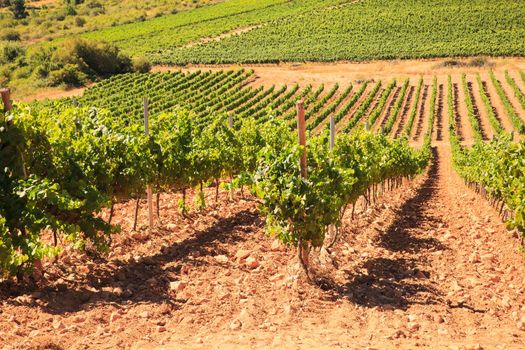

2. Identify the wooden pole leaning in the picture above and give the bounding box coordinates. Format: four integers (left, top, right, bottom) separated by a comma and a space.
296, 100, 307, 177
1, 88, 13, 112
144, 97, 154, 230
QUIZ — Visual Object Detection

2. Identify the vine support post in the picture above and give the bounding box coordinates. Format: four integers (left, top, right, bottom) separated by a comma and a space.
1, 88, 13, 112
228, 113, 233, 129
296, 101, 307, 177
296, 101, 310, 279
144, 97, 154, 230
326, 116, 337, 248
329, 115, 335, 151
228, 113, 234, 201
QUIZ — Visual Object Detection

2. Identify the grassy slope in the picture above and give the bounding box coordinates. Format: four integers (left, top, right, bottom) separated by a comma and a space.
0, 0, 219, 44
84, 0, 525, 64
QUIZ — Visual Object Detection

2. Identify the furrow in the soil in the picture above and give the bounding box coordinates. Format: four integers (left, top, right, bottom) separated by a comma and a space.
393, 85, 416, 138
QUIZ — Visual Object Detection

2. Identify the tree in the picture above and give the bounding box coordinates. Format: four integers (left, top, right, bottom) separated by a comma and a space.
9, 0, 27, 19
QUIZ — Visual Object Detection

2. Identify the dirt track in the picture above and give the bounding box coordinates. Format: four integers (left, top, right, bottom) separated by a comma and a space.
155, 57, 525, 87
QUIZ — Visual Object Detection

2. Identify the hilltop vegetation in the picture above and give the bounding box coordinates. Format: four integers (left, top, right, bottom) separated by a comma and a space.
0, 0, 219, 43
71, 0, 525, 65
0, 0, 217, 95
82, 0, 343, 58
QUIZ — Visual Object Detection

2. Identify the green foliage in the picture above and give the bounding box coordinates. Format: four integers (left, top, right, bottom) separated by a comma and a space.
343, 81, 381, 133
504, 70, 525, 113
461, 73, 483, 141
476, 73, 504, 135
53, 38, 133, 78
490, 71, 525, 134
452, 136, 525, 237
383, 79, 409, 135
0, 41, 25, 64
403, 78, 423, 137
1, 38, 136, 90
48, 63, 88, 87
0, 87, 429, 274
448, 75, 525, 240
164, 0, 525, 65
83, 0, 336, 60
1, 29, 20, 41
132, 56, 151, 74
255, 127, 430, 252
0, 107, 114, 277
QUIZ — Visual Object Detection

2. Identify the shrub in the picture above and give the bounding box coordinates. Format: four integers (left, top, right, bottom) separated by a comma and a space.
9, 0, 27, 19
53, 38, 133, 78
1, 30, 20, 41
133, 56, 151, 73
48, 63, 88, 87
0, 42, 25, 64
75, 16, 86, 27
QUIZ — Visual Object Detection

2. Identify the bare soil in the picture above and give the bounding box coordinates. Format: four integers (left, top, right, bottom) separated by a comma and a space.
182, 25, 263, 49
18, 86, 88, 103
154, 57, 525, 88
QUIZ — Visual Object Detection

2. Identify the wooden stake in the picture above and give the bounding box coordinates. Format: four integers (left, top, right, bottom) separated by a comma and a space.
144, 97, 154, 230
327, 115, 336, 246
1, 88, 13, 112
228, 113, 233, 128
228, 113, 234, 200
296, 101, 307, 178
329, 115, 335, 151
296, 101, 311, 280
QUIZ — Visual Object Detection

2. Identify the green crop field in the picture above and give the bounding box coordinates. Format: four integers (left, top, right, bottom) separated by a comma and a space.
82, 0, 525, 64
82, 0, 341, 59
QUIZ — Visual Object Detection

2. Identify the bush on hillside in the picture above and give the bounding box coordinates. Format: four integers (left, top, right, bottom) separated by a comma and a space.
48, 63, 88, 87
53, 38, 133, 79
1, 29, 20, 41
0, 41, 25, 64
132, 56, 151, 73
9, 0, 27, 19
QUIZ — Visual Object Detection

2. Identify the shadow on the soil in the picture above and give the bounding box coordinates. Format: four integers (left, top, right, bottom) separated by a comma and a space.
319, 147, 448, 310
376, 147, 445, 253
1, 209, 260, 314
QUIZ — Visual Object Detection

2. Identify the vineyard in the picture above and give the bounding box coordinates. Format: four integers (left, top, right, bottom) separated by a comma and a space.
69, 69, 525, 143
69, 68, 525, 242
1, 63, 525, 348
79, 0, 525, 65
2, 0, 525, 347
